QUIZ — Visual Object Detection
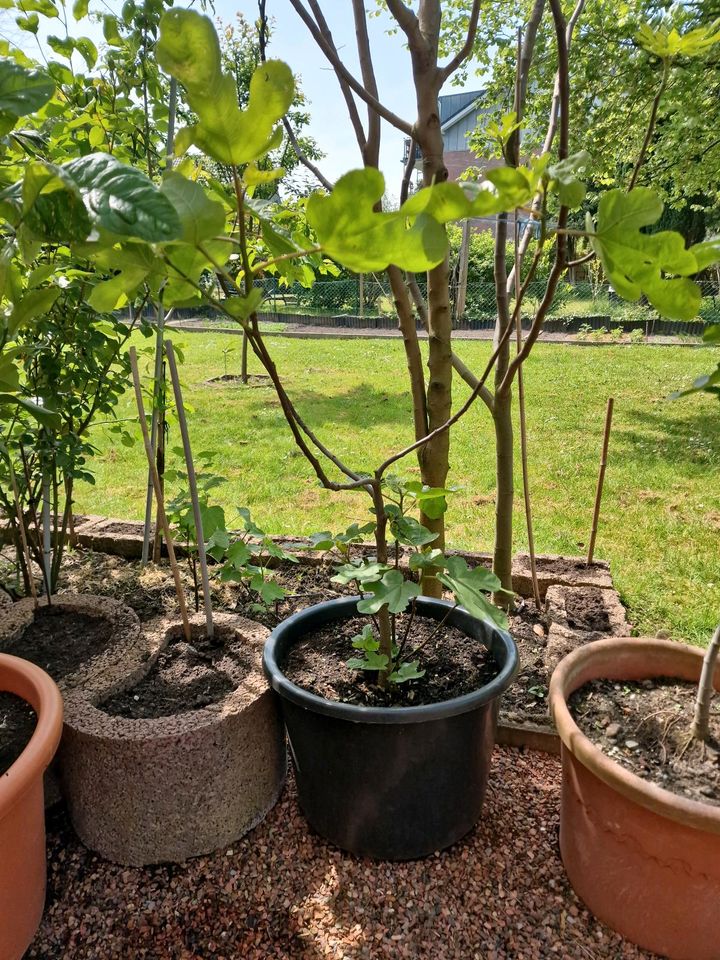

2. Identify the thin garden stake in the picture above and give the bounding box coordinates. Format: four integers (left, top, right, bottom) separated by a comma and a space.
514, 217, 542, 610
587, 397, 614, 566
165, 340, 214, 639
129, 346, 191, 642
141, 304, 175, 564
41, 472, 52, 595
513, 27, 541, 611
7, 456, 38, 608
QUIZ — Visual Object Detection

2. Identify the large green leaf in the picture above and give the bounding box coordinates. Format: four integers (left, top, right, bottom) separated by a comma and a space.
61, 154, 182, 242
437, 556, 508, 630
22, 160, 91, 242
160, 172, 226, 245
307, 168, 448, 273
157, 9, 294, 166
0, 393, 60, 427
0, 59, 54, 133
356, 569, 420, 615
8, 286, 60, 336
588, 188, 703, 321
690, 238, 720, 272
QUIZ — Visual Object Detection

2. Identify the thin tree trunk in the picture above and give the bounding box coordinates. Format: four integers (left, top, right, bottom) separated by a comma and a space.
692, 624, 720, 742
492, 392, 514, 598
492, 215, 515, 598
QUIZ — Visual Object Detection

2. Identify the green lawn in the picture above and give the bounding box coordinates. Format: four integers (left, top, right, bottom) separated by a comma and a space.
77, 332, 720, 645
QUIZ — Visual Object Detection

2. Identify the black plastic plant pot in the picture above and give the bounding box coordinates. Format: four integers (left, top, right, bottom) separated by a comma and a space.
263, 595, 518, 861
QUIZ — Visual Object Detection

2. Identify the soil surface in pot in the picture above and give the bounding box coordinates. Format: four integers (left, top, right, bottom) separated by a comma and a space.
283, 613, 500, 707
563, 587, 610, 632
101, 624, 253, 719
0, 691, 36, 776
1, 607, 114, 682
570, 678, 720, 806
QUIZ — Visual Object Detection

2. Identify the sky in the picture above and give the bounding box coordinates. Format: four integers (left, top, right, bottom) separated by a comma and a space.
212, 0, 481, 189
1, 0, 483, 194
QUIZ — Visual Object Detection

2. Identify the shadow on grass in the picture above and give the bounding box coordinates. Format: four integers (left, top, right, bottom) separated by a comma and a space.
615, 406, 719, 477
241, 382, 413, 429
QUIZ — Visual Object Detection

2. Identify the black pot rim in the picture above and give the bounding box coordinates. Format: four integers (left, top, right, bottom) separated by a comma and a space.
263, 595, 518, 725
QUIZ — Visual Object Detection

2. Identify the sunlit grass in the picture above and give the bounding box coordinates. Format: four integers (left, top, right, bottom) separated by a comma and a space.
77, 332, 720, 644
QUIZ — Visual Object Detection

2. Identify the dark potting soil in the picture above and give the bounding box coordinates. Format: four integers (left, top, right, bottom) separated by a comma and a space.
563, 587, 611, 633
101, 625, 253, 720
570, 678, 720, 807
0, 691, 37, 776
96, 522, 145, 535
531, 556, 602, 575
283, 613, 500, 708
1, 607, 114, 683
498, 601, 552, 726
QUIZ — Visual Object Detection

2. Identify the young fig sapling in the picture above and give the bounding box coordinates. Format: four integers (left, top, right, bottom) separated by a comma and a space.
326, 480, 508, 687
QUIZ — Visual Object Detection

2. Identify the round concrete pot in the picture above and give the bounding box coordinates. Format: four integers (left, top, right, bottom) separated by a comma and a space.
264, 596, 518, 860
0, 593, 149, 696
60, 612, 286, 865
0, 593, 150, 807
549, 637, 720, 960
0, 653, 63, 960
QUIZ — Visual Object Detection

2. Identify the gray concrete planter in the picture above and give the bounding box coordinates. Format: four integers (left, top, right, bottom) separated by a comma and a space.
59, 613, 286, 866
0, 593, 151, 807
0, 593, 150, 698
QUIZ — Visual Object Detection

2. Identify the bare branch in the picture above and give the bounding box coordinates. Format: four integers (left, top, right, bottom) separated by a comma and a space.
282, 117, 333, 191
385, 0, 423, 45
351, 0, 381, 165
507, 0, 586, 293
300, 0, 368, 151
439, 0, 481, 83
288, 0, 414, 137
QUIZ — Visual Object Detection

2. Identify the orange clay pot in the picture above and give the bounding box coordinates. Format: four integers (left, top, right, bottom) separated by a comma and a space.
0, 652, 63, 960
549, 638, 720, 960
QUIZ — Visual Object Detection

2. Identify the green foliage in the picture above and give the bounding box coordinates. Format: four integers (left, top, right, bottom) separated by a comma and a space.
0, 59, 53, 133
306, 168, 447, 273
157, 9, 294, 167
587, 188, 704, 320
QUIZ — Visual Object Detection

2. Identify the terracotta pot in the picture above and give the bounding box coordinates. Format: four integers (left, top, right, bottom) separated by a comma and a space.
549, 637, 720, 960
0, 652, 63, 960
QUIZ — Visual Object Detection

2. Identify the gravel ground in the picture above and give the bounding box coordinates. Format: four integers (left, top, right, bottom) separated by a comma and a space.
31, 748, 658, 960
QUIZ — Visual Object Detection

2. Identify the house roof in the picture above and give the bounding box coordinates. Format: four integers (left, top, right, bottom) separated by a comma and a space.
439, 90, 485, 130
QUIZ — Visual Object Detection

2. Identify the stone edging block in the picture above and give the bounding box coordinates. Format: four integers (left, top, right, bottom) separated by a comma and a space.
543, 585, 630, 675
513, 553, 613, 600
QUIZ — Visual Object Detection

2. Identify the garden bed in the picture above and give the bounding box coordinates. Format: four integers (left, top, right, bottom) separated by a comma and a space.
29, 748, 657, 959
22, 540, 630, 752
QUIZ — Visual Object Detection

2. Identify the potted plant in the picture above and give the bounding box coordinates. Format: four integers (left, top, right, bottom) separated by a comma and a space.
57, 347, 289, 866
549, 322, 720, 959
0, 652, 63, 960
263, 482, 519, 860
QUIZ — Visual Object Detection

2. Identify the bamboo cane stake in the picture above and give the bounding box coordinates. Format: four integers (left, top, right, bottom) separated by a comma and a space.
141, 305, 175, 564
129, 346, 191, 641
7, 457, 38, 607
587, 397, 614, 566
165, 340, 214, 639
512, 27, 542, 611
514, 217, 542, 610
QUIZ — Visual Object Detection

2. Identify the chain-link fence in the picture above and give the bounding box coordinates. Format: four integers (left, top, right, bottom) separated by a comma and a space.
247, 276, 720, 337
162, 275, 720, 338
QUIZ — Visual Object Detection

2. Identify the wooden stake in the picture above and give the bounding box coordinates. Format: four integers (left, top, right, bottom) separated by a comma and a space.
129, 346, 191, 641
512, 29, 542, 611
165, 340, 214, 639
514, 217, 542, 610
588, 397, 614, 566
7, 456, 38, 608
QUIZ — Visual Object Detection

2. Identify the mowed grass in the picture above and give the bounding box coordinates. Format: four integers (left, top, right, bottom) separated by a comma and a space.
76, 331, 720, 644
